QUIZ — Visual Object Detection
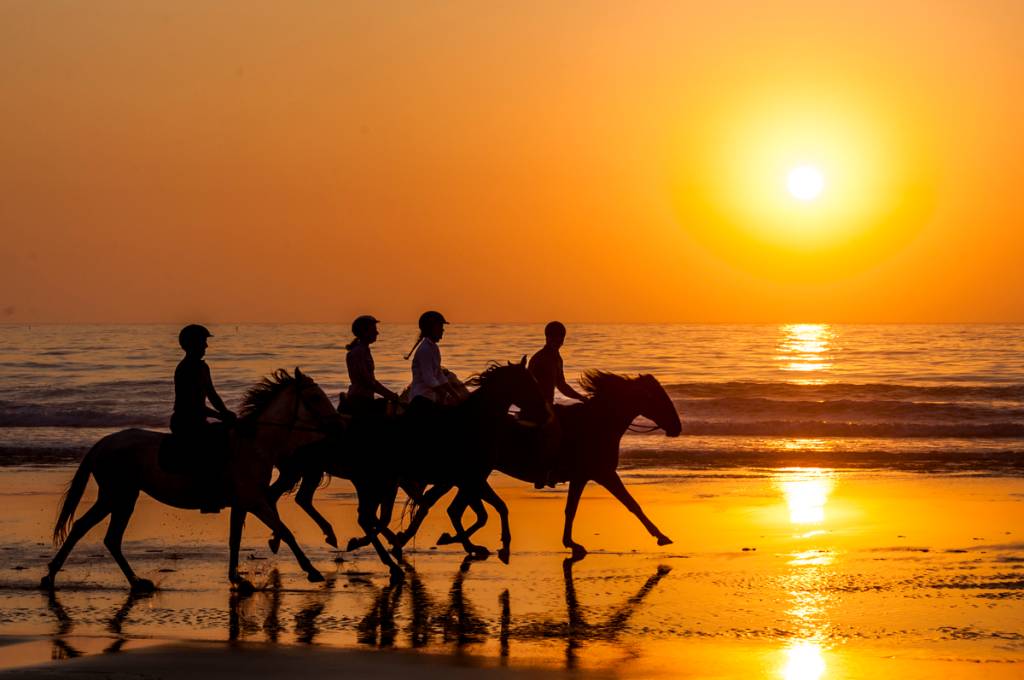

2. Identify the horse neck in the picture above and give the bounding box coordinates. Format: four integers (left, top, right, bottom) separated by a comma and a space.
465, 383, 514, 419
250, 387, 302, 458
587, 386, 641, 435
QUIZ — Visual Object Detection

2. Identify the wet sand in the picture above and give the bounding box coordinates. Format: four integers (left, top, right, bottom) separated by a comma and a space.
0, 466, 1021, 678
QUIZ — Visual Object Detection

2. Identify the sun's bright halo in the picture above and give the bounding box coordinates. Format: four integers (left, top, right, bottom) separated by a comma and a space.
787, 165, 825, 202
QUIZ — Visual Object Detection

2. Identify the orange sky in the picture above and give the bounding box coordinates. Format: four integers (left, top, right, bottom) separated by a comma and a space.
1, 1, 1022, 323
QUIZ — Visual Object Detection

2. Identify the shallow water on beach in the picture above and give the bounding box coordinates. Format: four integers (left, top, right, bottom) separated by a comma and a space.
1, 323, 1023, 472
0, 468, 1021, 677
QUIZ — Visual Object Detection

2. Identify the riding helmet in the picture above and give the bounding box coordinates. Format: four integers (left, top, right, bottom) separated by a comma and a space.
351, 315, 380, 337
418, 310, 449, 333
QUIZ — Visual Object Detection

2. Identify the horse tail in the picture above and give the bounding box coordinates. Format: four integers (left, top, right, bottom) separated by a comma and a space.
53, 442, 98, 546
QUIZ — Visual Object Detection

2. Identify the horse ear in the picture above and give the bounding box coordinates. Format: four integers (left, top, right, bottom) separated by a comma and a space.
520, 355, 527, 367
294, 367, 302, 380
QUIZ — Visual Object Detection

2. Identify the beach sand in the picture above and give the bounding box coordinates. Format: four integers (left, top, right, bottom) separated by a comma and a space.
0, 467, 1021, 678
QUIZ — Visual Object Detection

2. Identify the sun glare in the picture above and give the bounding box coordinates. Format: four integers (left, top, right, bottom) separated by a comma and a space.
787, 165, 825, 201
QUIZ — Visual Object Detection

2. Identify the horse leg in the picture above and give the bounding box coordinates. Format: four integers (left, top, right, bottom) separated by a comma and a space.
354, 485, 404, 584
597, 472, 672, 546
103, 492, 153, 593
477, 482, 512, 565
392, 483, 452, 550
294, 471, 338, 549
344, 482, 399, 553
436, 496, 486, 546
374, 484, 404, 558
249, 501, 325, 583
42, 500, 111, 589
228, 506, 254, 592
447, 487, 490, 560
266, 465, 301, 555
562, 479, 588, 560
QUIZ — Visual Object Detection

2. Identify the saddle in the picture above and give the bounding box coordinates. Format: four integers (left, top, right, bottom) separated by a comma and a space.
158, 423, 230, 476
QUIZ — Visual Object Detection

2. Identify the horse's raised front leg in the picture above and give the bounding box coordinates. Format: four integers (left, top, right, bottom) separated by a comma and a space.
295, 471, 337, 549
41, 499, 111, 590
597, 472, 672, 546
104, 492, 153, 593
562, 479, 588, 560
249, 501, 325, 584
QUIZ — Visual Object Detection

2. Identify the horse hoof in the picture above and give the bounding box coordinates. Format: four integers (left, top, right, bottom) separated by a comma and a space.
232, 579, 256, 595
39, 575, 55, 591
469, 545, 491, 560
656, 535, 673, 547
389, 567, 405, 585
498, 547, 511, 565
131, 579, 156, 594
307, 570, 325, 583
570, 545, 588, 560
345, 537, 362, 552
268, 537, 281, 555
325, 533, 338, 549
436, 532, 455, 546
390, 546, 404, 561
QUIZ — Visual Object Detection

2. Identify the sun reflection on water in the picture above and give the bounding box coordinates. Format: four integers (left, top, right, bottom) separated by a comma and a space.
774, 467, 838, 679
777, 468, 835, 525
777, 323, 835, 383
781, 640, 827, 680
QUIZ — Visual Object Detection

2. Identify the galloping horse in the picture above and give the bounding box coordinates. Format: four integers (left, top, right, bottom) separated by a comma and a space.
41, 368, 340, 592
270, 360, 550, 580
407, 371, 682, 559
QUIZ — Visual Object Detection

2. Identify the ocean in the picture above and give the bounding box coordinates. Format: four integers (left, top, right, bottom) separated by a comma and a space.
1, 323, 1022, 473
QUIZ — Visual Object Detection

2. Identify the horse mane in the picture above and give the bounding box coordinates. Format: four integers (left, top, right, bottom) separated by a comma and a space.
239, 368, 309, 421
579, 370, 639, 397
464, 361, 506, 389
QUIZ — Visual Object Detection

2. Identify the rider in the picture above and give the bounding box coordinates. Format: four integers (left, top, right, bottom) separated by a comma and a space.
406, 310, 461, 407
528, 321, 587, 405
170, 324, 236, 513
527, 321, 585, 488
344, 315, 400, 416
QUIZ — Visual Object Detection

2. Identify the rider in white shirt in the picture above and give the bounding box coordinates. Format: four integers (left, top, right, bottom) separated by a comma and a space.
407, 310, 460, 404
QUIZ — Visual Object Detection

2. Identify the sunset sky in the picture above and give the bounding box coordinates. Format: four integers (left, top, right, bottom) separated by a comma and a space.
2, 1, 1022, 323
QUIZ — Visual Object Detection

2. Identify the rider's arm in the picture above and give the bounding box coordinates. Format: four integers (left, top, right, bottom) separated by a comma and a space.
555, 357, 587, 401
556, 378, 587, 402
372, 380, 400, 401
202, 364, 236, 420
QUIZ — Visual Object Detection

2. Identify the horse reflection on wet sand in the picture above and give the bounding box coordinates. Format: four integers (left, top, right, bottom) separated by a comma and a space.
41, 561, 671, 670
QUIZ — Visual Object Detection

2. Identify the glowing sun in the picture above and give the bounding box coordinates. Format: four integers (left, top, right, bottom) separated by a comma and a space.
787, 165, 825, 201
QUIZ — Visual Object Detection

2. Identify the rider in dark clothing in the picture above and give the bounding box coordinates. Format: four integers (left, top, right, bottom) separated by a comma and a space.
170, 324, 236, 512
528, 321, 587, 405
527, 321, 586, 487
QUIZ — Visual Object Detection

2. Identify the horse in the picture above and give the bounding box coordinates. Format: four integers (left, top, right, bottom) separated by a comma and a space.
40, 368, 341, 593
270, 359, 550, 581
409, 371, 682, 560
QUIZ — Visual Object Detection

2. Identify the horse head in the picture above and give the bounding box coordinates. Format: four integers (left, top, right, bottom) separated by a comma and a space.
634, 374, 682, 437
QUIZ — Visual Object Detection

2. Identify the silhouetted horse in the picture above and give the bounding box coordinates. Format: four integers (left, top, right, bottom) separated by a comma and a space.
410, 372, 682, 559
272, 360, 549, 580
41, 369, 340, 592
